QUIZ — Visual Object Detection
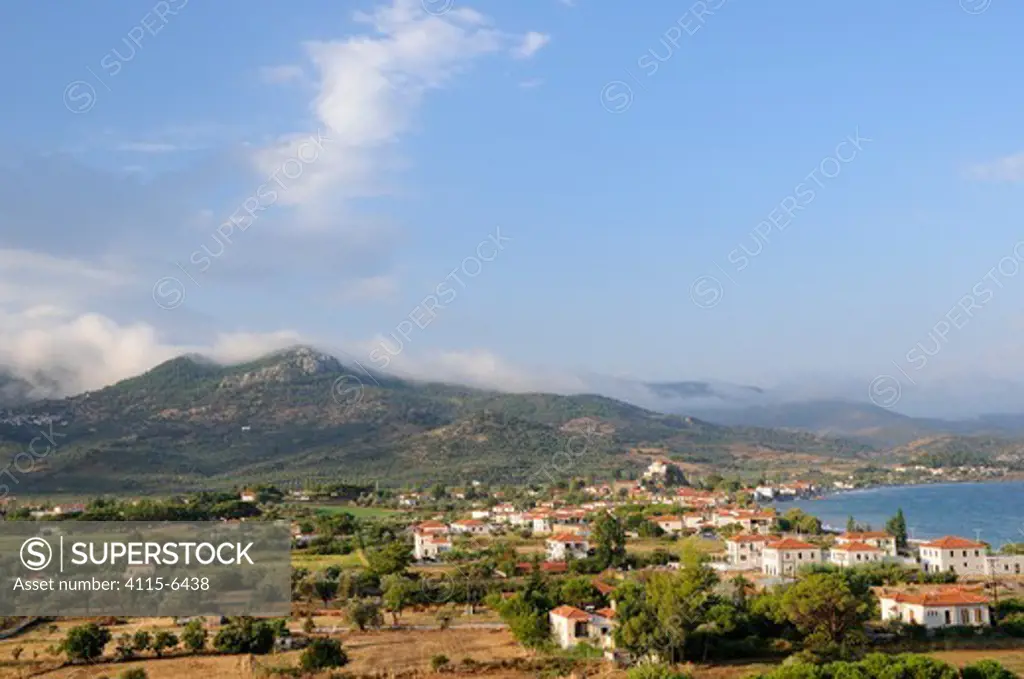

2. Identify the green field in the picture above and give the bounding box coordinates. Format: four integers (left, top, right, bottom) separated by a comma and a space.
291, 550, 367, 570
309, 504, 402, 518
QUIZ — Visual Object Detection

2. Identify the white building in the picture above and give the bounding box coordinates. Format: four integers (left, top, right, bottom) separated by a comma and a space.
877, 587, 991, 628
240, 490, 257, 503
830, 541, 885, 567
549, 605, 616, 653
726, 534, 772, 570
985, 554, 1024, 576
450, 519, 490, 535
837, 531, 897, 556
412, 521, 452, 561
643, 460, 669, 481
651, 515, 684, 535
524, 511, 553, 534
546, 533, 590, 561
761, 538, 823, 577
413, 532, 452, 561
919, 536, 988, 575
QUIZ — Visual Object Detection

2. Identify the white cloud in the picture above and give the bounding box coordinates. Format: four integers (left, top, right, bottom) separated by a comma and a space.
252, 0, 538, 230
966, 152, 1024, 182
512, 32, 550, 60
519, 78, 544, 89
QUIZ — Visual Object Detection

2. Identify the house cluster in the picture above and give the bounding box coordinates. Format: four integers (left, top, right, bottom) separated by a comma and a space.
28, 503, 86, 518
917, 536, 1024, 576
752, 481, 821, 501
725, 530, 897, 577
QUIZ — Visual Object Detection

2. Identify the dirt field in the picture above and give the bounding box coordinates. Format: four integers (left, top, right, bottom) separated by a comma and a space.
0, 622, 529, 678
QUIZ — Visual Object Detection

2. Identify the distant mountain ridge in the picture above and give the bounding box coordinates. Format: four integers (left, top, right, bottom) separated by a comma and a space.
0, 346, 872, 494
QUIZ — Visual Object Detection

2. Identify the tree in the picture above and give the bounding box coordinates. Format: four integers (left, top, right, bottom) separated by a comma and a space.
346, 599, 384, 631
366, 541, 413, 576
780, 572, 870, 657
846, 516, 856, 533
436, 605, 458, 630
593, 513, 627, 569
114, 633, 136, 661
560, 576, 601, 608
382, 574, 415, 626
886, 509, 908, 551
60, 623, 112, 663
300, 638, 348, 671
313, 579, 340, 607
493, 593, 550, 649
614, 554, 719, 664
302, 616, 316, 635
212, 617, 276, 655
10, 646, 22, 661
151, 631, 178, 657
132, 630, 152, 654
181, 619, 207, 654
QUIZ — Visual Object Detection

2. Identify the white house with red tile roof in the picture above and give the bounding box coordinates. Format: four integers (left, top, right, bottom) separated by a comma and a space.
523, 510, 553, 534
549, 605, 593, 649
412, 521, 452, 561
876, 586, 991, 628
546, 533, 590, 561
549, 605, 617, 653
761, 537, 823, 576
919, 536, 988, 575
837, 531, 897, 556
451, 519, 490, 535
651, 515, 684, 534
830, 541, 885, 567
726, 533, 774, 569
714, 508, 776, 534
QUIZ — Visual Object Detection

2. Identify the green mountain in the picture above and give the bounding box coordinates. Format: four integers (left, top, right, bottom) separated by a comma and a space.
0, 347, 873, 494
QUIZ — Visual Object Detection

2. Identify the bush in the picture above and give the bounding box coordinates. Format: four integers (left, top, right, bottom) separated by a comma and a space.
431, 654, 450, 671
212, 617, 276, 655
962, 659, 1016, 679
628, 663, 693, 679
119, 669, 148, 679
60, 623, 112, 663
300, 638, 348, 671
181, 619, 208, 653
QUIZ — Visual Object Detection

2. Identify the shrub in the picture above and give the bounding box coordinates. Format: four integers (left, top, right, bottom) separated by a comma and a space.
300, 638, 348, 671
431, 654, 450, 671
961, 659, 1016, 679
60, 623, 112, 663
627, 663, 693, 679
119, 669, 148, 679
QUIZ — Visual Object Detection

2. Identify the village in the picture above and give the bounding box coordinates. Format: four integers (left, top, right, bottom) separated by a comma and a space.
2, 459, 1024, 678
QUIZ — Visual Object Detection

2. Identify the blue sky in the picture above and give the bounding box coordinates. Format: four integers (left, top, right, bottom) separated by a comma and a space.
1, 0, 1023, 416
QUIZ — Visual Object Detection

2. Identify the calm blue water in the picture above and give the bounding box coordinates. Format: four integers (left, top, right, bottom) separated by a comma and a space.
775, 481, 1024, 547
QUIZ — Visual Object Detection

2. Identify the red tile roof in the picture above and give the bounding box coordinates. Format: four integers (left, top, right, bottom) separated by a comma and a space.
727, 534, 773, 543
592, 579, 617, 595
920, 536, 987, 549
548, 533, 588, 543
880, 587, 989, 606
550, 605, 590, 621
515, 561, 569, 573
840, 531, 892, 540
835, 541, 882, 553
765, 538, 817, 550
594, 607, 616, 619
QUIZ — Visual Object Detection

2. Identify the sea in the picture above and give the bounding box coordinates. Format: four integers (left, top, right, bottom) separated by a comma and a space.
774, 481, 1024, 547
